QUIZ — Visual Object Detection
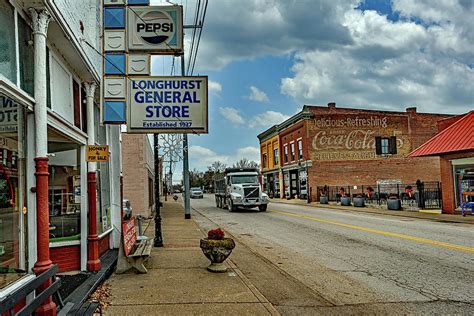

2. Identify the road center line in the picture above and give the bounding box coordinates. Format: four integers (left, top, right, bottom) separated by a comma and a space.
269, 210, 474, 254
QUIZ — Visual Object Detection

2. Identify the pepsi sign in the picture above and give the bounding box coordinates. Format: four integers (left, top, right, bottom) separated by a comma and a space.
128, 6, 183, 53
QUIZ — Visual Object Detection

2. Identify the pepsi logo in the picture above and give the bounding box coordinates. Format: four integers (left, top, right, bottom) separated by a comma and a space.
136, 11, 174, 45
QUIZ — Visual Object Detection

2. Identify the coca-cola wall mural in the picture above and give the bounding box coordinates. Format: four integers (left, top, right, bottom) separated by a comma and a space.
309, 114, 411, 161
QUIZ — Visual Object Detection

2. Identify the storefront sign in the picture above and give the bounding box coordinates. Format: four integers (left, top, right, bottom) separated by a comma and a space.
122, 218, 137, 257
127, 6, 183, 53
86, 145, 109, 162
0, 95, 18, 133
127, 76, 208, 133
310, 114, 410, 161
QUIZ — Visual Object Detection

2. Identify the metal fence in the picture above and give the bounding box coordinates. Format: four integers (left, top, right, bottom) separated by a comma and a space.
317, 181, 442, 210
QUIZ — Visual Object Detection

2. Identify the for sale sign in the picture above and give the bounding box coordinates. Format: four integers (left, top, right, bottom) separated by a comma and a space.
86, 145, 109, 162
127, 76, 208, 134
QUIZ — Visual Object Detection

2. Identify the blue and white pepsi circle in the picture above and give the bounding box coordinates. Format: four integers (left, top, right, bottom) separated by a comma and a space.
136, 10, 174, 45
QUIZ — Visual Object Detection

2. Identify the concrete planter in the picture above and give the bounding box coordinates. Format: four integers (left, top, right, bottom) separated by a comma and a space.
341, 196, 351, 206
200, 238, 235, 272
319, 196, 329, 204
353, 197, 365, 207
387, 198, 402, 210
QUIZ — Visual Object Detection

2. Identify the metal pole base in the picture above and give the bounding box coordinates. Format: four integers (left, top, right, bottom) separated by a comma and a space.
185, 214, 191, 219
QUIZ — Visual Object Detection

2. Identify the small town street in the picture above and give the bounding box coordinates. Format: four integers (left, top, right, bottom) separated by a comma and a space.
191, 194, 474, 314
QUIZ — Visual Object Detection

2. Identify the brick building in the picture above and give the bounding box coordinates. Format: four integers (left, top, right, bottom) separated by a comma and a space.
258, 103, 453, 201
122, 134, 155, 218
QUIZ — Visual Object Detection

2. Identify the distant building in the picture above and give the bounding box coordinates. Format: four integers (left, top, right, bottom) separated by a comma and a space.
122, 134, 155, 218
258, 102, 453, 202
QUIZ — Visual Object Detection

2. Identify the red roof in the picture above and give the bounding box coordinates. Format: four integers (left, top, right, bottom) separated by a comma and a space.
409, 111, 474, 157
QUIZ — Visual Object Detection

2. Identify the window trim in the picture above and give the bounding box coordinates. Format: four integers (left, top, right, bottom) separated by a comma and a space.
297, 138, 303, 160
283, 144, 288, 164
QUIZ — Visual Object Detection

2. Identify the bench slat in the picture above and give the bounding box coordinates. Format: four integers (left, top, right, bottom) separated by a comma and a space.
17, 278, 61, 316
0, 265, 59, 314
129, 240, 152, 258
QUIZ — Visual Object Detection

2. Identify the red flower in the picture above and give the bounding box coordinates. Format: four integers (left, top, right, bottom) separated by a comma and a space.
208, 228, 225, 240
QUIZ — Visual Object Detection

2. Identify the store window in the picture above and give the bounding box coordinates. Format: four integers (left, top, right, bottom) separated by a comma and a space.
18, 15, 34, 96
48, 145, 81, 241
0, 93, 26, 288
0, 1, 17, 83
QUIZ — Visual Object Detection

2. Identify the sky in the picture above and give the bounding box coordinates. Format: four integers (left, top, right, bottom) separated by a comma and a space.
149, 0, 474, 183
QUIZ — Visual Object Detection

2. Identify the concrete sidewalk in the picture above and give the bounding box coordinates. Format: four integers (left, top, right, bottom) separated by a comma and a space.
102, 201, 280, 315
272, 198, 474, 225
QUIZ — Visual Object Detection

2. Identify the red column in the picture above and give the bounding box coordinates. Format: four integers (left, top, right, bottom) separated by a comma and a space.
87, 171, 101, 271
33, 157, 56, 316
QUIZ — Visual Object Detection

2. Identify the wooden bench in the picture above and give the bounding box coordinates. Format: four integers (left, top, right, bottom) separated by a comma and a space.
117, 218, 153, 274
0, 265, 63, 316
58, 301, 100, 316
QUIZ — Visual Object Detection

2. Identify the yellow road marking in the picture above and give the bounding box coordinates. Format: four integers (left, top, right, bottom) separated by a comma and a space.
269, 210, 474, 254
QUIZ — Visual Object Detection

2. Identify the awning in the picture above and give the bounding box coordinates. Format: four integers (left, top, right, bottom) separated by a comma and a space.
409, 111, 474, 157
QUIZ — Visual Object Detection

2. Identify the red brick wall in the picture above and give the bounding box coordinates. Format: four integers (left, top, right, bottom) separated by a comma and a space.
305, 105, 452, 201
50, 245, 80, 272
99, 234, 110, 256
279, 121, 309, 165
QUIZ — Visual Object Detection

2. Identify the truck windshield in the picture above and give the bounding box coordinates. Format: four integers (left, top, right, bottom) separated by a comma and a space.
231, 175, 258, 184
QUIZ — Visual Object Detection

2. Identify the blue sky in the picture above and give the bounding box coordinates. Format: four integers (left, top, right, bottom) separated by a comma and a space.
149, 0, 474, 182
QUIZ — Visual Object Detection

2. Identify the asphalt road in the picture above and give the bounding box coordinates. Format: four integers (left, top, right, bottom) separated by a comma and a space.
190, 194, 474, 314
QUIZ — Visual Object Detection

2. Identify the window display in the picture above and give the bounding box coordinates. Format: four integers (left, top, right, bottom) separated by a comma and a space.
48, 148, 81, 241
0, 93, 25, 289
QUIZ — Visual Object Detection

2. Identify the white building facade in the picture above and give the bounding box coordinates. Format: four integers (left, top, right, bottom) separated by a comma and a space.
0, 0, 122, 304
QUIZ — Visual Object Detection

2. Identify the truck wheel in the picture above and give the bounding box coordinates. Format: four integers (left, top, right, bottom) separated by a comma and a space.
259, 205, 267, 212
215, 197, 220, 207
228, 199, 236, 212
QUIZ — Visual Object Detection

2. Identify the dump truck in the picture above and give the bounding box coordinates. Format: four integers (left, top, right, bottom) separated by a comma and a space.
214, 167, 268, 212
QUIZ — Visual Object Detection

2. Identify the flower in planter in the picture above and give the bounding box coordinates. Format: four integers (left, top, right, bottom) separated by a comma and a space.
200, 228, 235, 273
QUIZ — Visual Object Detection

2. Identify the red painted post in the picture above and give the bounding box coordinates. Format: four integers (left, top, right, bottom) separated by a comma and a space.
87, 171, 101, 271
33, 157, 56, 316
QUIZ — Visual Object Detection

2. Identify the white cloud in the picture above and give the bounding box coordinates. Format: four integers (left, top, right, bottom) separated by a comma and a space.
248, 86, 269, 102
208, 81, 222, 94
249, 111, 290, 129
218, 107, 245, 125
236, 146, 261, 162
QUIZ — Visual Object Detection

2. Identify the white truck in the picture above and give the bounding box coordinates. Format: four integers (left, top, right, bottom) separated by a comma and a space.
214, 168, 269, 212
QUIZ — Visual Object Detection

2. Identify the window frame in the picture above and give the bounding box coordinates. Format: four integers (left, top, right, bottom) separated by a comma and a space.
273, 148, 278, 166
283, 144, 288, 163
297, 138, 303, 160
375, 136, 397, 155
290, 141, 295, 162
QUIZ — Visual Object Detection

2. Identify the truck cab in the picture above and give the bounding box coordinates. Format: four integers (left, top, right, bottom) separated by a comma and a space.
214, 168, 269, 212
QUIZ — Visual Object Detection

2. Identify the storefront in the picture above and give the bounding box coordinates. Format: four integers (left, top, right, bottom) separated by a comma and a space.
410, 111, 474, 214
1, 2, 122, 312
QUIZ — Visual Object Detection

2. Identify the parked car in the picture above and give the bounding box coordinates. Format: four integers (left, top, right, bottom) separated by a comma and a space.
123, 199, 132, 220
190, 187, 203, 199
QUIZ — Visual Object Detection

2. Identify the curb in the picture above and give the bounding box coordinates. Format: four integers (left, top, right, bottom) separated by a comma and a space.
272, 199, 474, 225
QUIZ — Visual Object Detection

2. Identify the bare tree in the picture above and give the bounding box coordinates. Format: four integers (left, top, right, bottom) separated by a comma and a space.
233, 158, 260, 169
208, 161, 227, 173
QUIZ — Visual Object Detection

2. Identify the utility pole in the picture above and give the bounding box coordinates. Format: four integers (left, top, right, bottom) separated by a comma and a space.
154, 133, 163, 247
181, 55, 191, 219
